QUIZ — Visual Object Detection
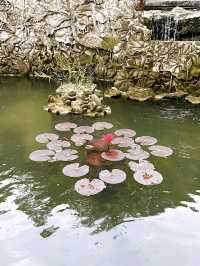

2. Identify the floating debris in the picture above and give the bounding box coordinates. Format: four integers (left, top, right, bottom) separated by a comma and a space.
92, 122, 113, 130
135, 136, 157, 146
129, 160, 155, 172
125, 150, 150, 160
101, 149, 125, 161
35, 133, 59, 144
29, 149, 55, 162
149, 145, 173, 157
54, 149, 78, 161
47, 140, 71, 152
74, 126, 94, 134
63, 163, 89, 177
133, 170, 163, 186
55, 122, 77, 131
99, 169, 126, 184
115, 129, 136, 138
75, 178, 106, 196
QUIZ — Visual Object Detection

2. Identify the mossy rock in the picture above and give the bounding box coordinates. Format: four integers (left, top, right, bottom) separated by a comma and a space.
101, 35, 120, 51
185, 95, 200, 104
127, 86, 154, 101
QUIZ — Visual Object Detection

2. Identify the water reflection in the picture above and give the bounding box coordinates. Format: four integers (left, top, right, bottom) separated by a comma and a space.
0, 77, 200, 238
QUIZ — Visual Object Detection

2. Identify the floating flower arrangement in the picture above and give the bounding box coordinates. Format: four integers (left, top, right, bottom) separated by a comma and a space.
29, 121, 174, 196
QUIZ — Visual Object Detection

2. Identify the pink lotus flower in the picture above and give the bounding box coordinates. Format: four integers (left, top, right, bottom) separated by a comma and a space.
101, 133, 115, 143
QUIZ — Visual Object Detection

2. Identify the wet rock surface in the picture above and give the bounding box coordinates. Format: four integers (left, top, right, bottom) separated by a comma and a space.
0, 0, 200, 104
46, 82, 111, 117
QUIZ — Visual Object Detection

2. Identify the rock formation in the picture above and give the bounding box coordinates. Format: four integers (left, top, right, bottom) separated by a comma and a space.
0, 0, 200, 104
46, 82, 111, 117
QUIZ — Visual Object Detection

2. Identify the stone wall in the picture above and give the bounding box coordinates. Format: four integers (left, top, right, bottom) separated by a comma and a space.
1, 0, 200, 104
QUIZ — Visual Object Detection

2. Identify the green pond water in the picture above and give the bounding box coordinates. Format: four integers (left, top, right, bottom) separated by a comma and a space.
0, 77, 200, 266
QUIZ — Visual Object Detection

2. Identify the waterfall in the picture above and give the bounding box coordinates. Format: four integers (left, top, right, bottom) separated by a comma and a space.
151, 15, 179, 41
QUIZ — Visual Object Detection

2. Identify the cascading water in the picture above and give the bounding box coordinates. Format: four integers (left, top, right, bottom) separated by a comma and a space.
151, 15, 179, 41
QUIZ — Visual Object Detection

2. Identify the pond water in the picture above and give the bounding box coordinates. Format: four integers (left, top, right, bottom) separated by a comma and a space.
0, 77, 200, 266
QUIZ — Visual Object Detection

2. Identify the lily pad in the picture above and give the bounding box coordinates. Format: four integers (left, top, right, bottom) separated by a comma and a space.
99, 169, 126, 184
54, 149, 78, 161
92, 122, 113, 130
29, 149, 55, 162
63, 163, 89, 177
71, 134, 93, 143
149, 145, 173, 157
135, 136, 157, 146
127, 144, 141, 152
35, 133, 59, 144
111, 137, 135, 147
125, 150, 150, 160
115, 129, 136, 138
55, 122, 77, 131
73, 140, 86, 147
133, 170, 163, 186
47, 140, 71, 152
74, 126, 94, 134
75, 178, 106, 196
129, 160, 155, 172
101, 149, 125, 161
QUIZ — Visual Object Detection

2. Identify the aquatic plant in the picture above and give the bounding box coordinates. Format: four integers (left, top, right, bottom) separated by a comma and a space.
86, 152, 103, 167
29, 150, 55, 162
55, 122, 77, 131
101, 133, 115, 143
92, 122, 113, 130
99, 169, 126, 184
54, 150, 79, 162
133, 170, 163, 186
35, 133, 59, 144
75, 179, 106, 196
135, 136, 157, 146
29, 121, 173, 196
63, 163, 89, 178
101, 149, 125, 162
128, 160, 155, 172
148, 145, 173, 157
